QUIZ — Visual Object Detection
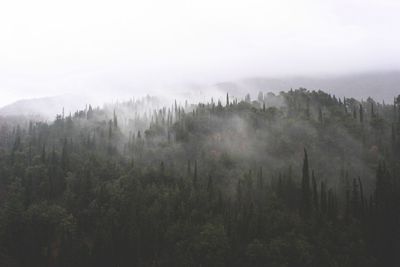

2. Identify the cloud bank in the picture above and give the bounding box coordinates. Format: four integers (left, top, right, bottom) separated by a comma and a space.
0, 0, 399, 106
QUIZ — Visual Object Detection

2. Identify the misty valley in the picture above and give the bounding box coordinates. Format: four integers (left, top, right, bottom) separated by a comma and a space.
0, 88, 399, 267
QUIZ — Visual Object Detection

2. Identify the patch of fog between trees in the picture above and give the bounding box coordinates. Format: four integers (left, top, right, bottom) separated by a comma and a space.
96, 92, 374, 198
0, 90, 376, 197
188, 112, 374, 197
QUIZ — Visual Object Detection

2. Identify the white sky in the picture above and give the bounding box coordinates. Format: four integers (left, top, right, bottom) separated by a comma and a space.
0, 0, 400, 106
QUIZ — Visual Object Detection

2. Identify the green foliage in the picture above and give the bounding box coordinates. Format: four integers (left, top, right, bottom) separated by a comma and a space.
0, 90, 399, 266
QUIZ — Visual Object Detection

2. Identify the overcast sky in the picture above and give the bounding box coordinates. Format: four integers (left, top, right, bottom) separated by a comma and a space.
0, 0, 400, 107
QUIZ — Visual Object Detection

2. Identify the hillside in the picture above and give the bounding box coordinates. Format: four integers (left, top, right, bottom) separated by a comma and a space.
2, 71, 400, 120
0, 95, 94, 119
216, 71, 400, 103
0, 89, 399, 266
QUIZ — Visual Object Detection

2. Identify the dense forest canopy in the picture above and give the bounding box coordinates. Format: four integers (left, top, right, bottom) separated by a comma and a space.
0, 88, 399, 267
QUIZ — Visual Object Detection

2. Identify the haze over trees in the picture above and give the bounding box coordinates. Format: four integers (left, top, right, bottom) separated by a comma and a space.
0, 88, 399, 266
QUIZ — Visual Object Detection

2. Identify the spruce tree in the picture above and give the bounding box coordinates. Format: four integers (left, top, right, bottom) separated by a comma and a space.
351, 178, 359, 219
193, 160, 198, 189
301, 149, 311, 217
359, 104, 364, 123
320, 181, 327, 215
312, 170, 318, 212
113, 110, 118, 128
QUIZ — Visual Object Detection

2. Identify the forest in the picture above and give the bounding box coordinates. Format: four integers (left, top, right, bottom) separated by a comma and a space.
0, 88, 399, 267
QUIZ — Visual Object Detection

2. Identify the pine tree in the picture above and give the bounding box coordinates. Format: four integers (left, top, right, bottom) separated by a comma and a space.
312, 170, 318, 212
318, 107, 323, 124
392, 124, 396, 152
327, 189, 337, 221
359, 104, 364, 123
371, 102, 375, 118
160, 161, 165, 175
345, 173, 350, 222
61, 138, 69, 171
351, 178, 359, 219
113, 110, 118, 128
13, 132, 21, 152
193, 160, 198, 189
237, 179, 243, 205
258, 91, 264, 102
277, 173, 283, 197
187, 160, 191, 175
108, 120, 113, 139
320, 181, 327, 215
207, 175, 214, 200
257, 167, 263, 189
301, 149, 311, 217
87, 105, 93, 120
41, 144, 46, 164
358, 176, 365, 218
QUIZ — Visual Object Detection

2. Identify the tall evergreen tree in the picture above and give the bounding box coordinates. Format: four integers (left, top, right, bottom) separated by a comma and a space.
359, 104, 364, 123
301, 149, 311, 217
193, 160, 198, 189
312, 170, 318, 212
320, 181, 327, 215
351, 178, 359, 219
113, 110, 118, 128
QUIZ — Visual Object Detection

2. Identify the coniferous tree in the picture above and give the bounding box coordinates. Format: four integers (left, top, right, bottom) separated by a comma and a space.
351, 178, 359, 219
318, 107, 323, 124
359, 104, 364, 123
160, 161, 165, 175
108, 120, 113, 139
207, 175, 214, 200
61, 138, 69, 171
41, 144, 46, 164
345, 174, 351, 222
245, 94, 251, 103
257, 167, 263, 189
187, 160, 191, 175
358, 176, 365, 218
193, 160, 198, 189
113, 110, 118, 128
320, 181, 327, 216
312, 170, 318, 212
258, 91, 264, 103
353, 107, 357, 120
391, 124, 396, 152
301, 149, 311, 217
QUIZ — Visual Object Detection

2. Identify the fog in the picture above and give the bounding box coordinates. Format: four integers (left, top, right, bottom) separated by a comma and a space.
1, 0, 400, 107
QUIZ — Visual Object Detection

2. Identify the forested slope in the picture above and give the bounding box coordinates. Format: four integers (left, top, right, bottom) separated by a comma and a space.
0, 89, 399, 267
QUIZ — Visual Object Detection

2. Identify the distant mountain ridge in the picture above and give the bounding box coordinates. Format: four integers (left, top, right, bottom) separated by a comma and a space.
215, 71, 400, 102
0, 94, 93, 119
1, 71, 399, 118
